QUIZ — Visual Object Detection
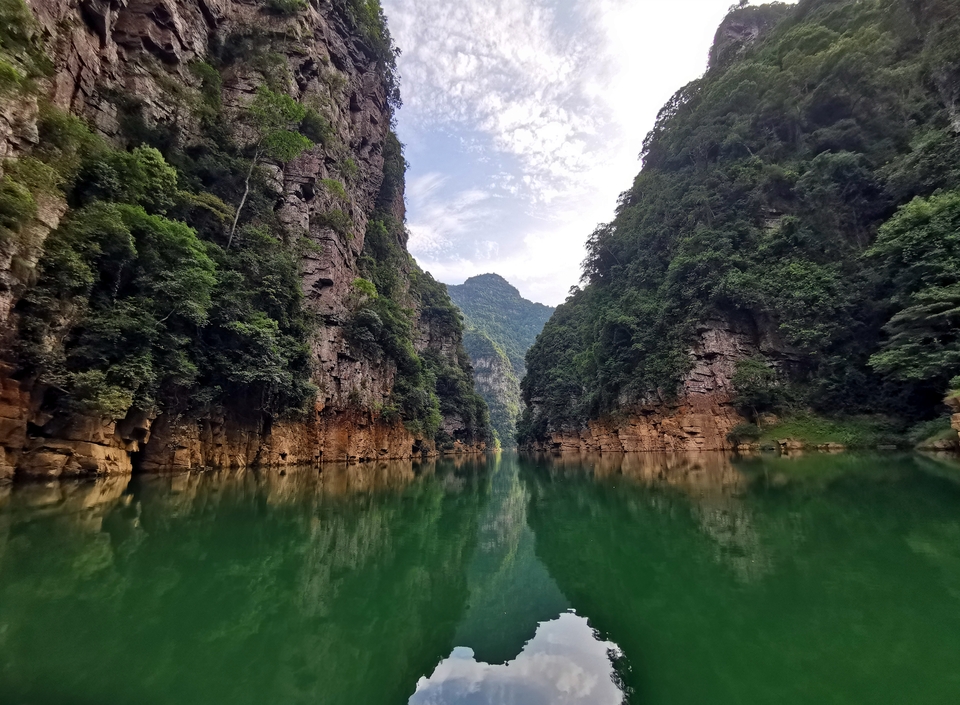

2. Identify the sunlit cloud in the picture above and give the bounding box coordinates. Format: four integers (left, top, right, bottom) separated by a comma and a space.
383, 0, 799, 305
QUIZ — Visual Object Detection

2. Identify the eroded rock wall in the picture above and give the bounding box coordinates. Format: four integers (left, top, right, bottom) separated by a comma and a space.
526, 318, 780, 453
0, 0, 484, 479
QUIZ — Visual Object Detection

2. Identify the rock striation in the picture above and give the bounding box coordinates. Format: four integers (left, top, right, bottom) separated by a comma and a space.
0, 0, 485, 478
525, 317, 790, 453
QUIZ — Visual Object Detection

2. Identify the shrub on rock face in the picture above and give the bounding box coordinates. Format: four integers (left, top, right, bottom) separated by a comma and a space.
727, 422, 762, 445
266, 0, 309, 16
732, 358, 785, 422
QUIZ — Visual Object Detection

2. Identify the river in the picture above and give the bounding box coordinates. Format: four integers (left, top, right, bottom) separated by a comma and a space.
1, 451, 959, 703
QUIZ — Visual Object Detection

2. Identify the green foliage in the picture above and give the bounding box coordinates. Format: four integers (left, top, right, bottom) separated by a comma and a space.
33, 105, 103, 181
228, 87, 313, 246
521, 0, 960, 443
313, 209, 353, 237
266, 0, 308, 15
447, 274, 554, 377
462, 328, 520, 448
321, 178, 348, 201
868, 191, 960, 387
12, 94, 318, 421
906, 416, 956, 447
248, 86, 312, 163
727, 422, 762, 445
350, 148, 490, 444
757, 412, 899, 448
447, 275, 553, 446
19, 202, 216, 415
201, 225, 317, 417
187, 61, 223, 124
0, 0, 52, 90
340, 156, 359, 183
351, 276, 377, 299
74, 146, 180, 213
300, 108, 335, 146
0, 57, 22, 94
731, 358, 785, 420
0, 171, 36, 245
334, 0, 401, 108
376, 131, 406, 210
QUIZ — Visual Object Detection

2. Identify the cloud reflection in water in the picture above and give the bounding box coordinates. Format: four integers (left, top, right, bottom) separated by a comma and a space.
409, 612, 625, 705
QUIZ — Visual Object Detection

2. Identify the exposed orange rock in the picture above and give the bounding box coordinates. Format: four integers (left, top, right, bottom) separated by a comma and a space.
0, 379, 484, 478
0, 1, 487, 480
946, 394, 960, 439
527, 319, 754, 453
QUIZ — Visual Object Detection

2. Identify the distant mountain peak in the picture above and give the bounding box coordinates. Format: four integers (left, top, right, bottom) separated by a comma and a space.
455, 273, 550, 308
447, 273, 556, 446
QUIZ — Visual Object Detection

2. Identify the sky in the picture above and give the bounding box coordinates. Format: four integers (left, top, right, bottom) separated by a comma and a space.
380, 0, 793, 306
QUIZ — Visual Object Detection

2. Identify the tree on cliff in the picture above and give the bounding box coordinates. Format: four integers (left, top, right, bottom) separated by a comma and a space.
228, 87, 312, 248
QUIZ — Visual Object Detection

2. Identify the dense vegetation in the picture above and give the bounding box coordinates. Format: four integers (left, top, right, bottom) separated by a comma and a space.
520, 0, 960, 442
448, 275, 555, 377
448, 274, 554, 445
2, 1, 320, 421
461, 328, 521, 449
349, 135, 490, 446
2, 0, 488, 446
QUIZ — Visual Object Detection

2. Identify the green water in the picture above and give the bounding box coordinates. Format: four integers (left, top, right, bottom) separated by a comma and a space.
2, 452, 960, 704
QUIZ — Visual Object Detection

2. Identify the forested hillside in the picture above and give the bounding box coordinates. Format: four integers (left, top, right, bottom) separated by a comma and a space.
448, 274, 553, 446
521, 0, 960, 446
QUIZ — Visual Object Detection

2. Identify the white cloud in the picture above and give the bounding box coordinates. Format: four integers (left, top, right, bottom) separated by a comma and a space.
383, 0, 798, 305
407, 187, 494, 255
409, 612, 624, 705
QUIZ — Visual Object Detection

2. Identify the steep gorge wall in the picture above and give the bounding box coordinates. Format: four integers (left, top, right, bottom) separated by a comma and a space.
526, 317, 791, 453
462, 330, 521, 447
448, 274, 553, 447
0, 0, 485, 479
520, 0, 960, 452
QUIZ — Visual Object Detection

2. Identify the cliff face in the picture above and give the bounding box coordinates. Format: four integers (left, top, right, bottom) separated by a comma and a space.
526, 317, 794, 453
520, 0, 960, 450
462, 329, 521, 447
707, 3, 791, 71
0, 0, 486, 479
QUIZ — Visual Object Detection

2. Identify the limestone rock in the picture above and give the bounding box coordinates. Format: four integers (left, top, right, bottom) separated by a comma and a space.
528, 318, 761, 453
0, 0, 486, 478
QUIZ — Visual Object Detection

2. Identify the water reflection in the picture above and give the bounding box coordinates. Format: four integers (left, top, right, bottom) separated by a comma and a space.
2, 452, 960, 704
0, 456, 489, 705
452, 455, 568, 664
526, 452, 767, 581
524, 451, 960, 704
411, 612, 624, 705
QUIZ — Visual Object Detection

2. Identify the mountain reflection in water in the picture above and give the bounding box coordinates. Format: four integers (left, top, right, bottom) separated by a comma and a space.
2, 451, 960, 704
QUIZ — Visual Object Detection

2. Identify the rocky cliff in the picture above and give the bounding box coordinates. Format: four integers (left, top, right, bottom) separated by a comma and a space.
0, 0, 488, 480
462, 329, 521, 448
525, 317, 792, 453
520, 0, 960, 451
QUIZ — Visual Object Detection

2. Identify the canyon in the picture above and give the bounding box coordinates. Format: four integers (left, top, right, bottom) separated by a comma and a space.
0, 0, 487, 480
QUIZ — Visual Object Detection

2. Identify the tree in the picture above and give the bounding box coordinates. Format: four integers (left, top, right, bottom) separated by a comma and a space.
731, 358, 782, 424
868, 191, 960, 387
227, 87, 312, 247
869, 285, 960, 383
